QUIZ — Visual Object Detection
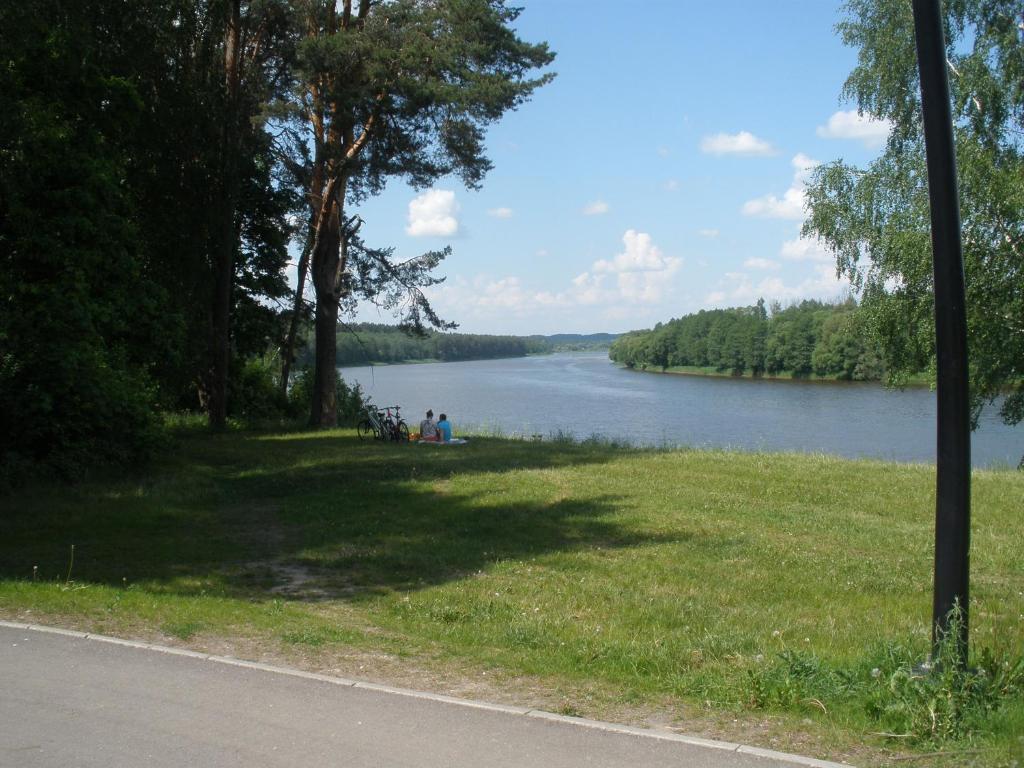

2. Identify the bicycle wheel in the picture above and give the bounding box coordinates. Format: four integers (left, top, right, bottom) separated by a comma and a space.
357, 419, 376, 441
396, 421, 410, 442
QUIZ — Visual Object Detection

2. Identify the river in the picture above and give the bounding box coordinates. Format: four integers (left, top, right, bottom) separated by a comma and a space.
339, 352, 1022, 468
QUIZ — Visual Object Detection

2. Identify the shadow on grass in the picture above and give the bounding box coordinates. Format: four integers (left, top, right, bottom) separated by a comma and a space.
0, 430, 679, 601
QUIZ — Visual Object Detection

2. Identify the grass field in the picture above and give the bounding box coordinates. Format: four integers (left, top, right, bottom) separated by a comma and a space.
2, 429, 1022, 766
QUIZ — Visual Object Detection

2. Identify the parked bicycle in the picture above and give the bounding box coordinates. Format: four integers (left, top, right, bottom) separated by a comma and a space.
357, 404, 410, 442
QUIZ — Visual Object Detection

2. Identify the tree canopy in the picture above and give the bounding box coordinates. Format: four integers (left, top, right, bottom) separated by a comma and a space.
1, 0, 553, 480
609, 299, 885, 382
289, 0, 555, 426
803, 0, 1023, 427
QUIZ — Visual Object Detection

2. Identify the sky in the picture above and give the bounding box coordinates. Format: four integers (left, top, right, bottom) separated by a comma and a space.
337, 0, 892, 336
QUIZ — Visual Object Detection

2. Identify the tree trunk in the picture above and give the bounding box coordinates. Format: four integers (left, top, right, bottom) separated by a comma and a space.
208, 203, 234, 430
310, 281, 340, 427
207, 0, 242, 431
309, 195, 343, 427
279, 225, 314, 400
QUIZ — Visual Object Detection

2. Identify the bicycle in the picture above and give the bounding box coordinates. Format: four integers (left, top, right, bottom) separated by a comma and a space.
357, 404, 409, 442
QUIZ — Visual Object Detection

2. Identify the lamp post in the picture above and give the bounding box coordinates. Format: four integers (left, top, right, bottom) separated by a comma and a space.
910, 0, 971, 665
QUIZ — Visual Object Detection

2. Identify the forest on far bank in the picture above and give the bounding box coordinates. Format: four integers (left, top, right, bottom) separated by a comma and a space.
318, 324, 616, 366
610, 298, 890, 381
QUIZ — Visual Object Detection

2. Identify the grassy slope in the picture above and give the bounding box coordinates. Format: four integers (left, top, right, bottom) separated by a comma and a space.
1, 430, 1022, 766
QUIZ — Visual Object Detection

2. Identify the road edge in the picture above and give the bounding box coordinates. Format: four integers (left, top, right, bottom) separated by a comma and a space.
1, 620, 852, 768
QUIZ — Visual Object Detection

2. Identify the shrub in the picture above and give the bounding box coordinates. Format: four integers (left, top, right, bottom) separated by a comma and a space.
228, 355, 287, 420
287, 366, 367, 426
0, 344, 160, 485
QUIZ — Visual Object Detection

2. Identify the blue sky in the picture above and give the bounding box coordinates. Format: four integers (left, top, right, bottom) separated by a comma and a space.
341, 0, 891, 335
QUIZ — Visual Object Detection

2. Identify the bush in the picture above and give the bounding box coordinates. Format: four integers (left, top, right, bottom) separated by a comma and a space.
0, 345, 160, 485
287, 367, 367, 426
228, 355, 287, 420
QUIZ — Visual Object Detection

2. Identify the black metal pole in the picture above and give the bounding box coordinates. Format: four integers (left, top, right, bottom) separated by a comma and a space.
910, 0, 971, 664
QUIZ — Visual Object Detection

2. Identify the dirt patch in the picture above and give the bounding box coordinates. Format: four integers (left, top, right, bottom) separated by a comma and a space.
265, 562, 331, 600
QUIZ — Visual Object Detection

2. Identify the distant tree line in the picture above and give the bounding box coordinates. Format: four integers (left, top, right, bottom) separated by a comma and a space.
532, 333, 619, 352
312, 324, 618, 365
609, 299, 887, 381
324, 324, 546, 365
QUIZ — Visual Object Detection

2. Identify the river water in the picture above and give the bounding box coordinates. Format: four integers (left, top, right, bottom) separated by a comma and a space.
339, 352, 1022, 467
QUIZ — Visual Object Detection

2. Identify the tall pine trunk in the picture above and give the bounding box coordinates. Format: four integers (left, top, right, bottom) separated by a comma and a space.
208, 0, 241, 430
309, 193, 343, 427
310, 284, 340, 426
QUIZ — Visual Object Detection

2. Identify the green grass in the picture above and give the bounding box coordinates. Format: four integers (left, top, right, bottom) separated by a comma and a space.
2, 430, 1022, 766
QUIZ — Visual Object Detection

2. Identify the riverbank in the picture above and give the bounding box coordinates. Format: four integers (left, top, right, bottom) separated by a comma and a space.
2, 430, 1021, 767
619, 362, 933, 387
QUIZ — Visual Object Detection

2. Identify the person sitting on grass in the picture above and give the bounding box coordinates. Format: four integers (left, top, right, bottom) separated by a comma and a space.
436, 413, 452, 443
420, 409, 439, 442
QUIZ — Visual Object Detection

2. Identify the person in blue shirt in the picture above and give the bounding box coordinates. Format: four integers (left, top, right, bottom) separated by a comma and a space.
436, 413, 452, 442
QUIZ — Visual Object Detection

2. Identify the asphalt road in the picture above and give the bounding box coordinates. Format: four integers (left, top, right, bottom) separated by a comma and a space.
0, 623, 845, 768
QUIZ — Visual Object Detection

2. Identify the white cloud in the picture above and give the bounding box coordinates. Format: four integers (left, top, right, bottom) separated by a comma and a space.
743, 257, 780, 270
592, 230, 682, 303
780, 236, 834, 263
817, 109, 892, 149
698, 228, 720, 238
594, 230, 675, 273
487, 207, 514, 219
742, 153, 819, 220
423, 230, 682, 325
790, 152, 819, 185
663, 179, 680, 192
704, 263, 849, 307
742, 191, 804, 220
583, 200, 610, 216
700, 131, 776, 156
406, 189, 460, 237
535, 248, 548, 258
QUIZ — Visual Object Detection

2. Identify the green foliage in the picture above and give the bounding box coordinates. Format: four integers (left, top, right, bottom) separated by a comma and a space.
221, 355, 368, 425
746, 649, 858, 711
290, 0, 555, 426
804, 0, 1024, 430
329, 323, 539, 365
866, 645, 1024, 744
1, 1, 296, 476
863, 607, 1024, 745
229, 356, 289, 420
609, 299, 884, 380
295, 0, 555, 200
746, 635, 1024, 746
0, 0, 161, 481
323, 325, 615, 366
529, 333, 619, 353
812, 311, 885, 380
287, 368, 366, 426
